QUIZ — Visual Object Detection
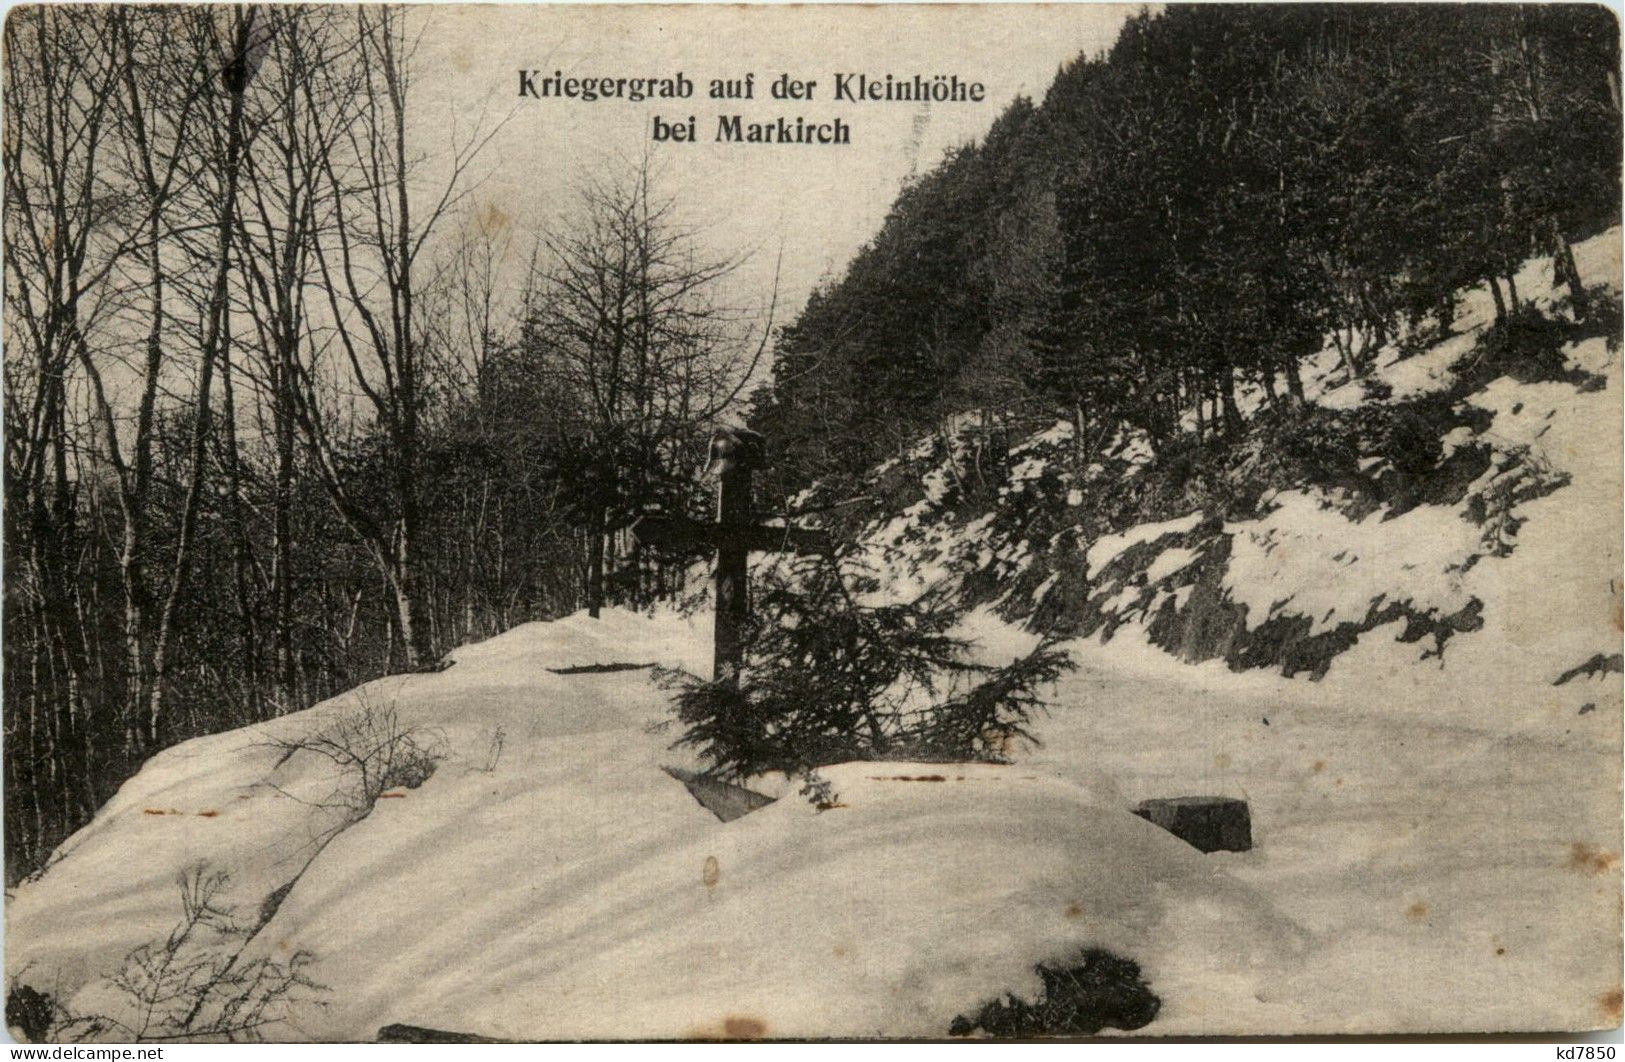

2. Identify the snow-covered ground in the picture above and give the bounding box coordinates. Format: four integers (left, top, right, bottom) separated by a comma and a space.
1031, 631, 1622, 1033
9, 591, 1615, 1038
7, 233, 1621, 1039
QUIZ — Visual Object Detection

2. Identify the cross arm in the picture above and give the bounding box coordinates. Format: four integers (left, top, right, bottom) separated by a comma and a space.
630, 513, 831, 556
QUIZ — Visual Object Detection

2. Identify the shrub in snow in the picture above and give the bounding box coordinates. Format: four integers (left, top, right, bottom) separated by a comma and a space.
1360, 376, 1395, 402
948, 949, 1161, 1037
663, 556, 1073, 780
1222, 396, 1490, 522
1463, 444, 1571, 558
1455, 304, 1581, 388
797, 769, 841, 810
261, 693, 444, 824
478, 725, 506, 773
1562, 284, 1623, 351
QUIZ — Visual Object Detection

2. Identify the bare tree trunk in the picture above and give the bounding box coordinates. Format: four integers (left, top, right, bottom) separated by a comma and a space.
1331, 327, 1361, 380
218, 317, 260, 714
148, 7, 251, 744
1437, 292, 1457, 336
272, 393, 297, 710
587, 506, 606, 619
1487, 275, 1508, 321
1219, 364, 1243, 436
294, 5, 490, 669
392, 524, 431, 667
1283, 358, 1306, 405
1557, 233, 1587, 313
1073, 401, 1088, 466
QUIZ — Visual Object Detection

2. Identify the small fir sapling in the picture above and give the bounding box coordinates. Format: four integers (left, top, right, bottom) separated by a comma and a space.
662, 554, 1073, 783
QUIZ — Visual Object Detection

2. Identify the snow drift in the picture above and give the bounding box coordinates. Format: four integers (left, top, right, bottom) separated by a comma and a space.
6, 611, 1303, 1040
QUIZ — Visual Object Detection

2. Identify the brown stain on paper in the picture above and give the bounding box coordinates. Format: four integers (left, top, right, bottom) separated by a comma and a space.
1600, 988, 1623, 1023
688, 1015, 770, 1040
478, 200, 513, 238
1064, 902, 1085, 920
1405, 901, 1429, 921
702, 855, 720, 889
723, 1017, 767, 1039
1568, 842, 1619, 875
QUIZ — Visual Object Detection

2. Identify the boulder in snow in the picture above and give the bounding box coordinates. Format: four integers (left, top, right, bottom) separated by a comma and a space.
1134, 796, 1252, 853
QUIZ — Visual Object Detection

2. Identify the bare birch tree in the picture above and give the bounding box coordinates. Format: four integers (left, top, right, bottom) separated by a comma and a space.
293, 5, 496, 669
524, 160, 774, 615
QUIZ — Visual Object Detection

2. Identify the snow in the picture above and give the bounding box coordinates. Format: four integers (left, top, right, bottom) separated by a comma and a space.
1144, 547, 1199, 586
1222, 490, 1479, 638
1316, 331, 1472, 412
23, 567, 1611, 1038
1032, 628, 1621, 1034
1017, 419, 1075, 450
6, 611, 1305, 1041
1008, 453, 1049, 485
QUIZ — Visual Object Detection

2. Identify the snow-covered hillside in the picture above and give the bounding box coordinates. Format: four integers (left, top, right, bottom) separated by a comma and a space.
837, 227, 1623, 707
7, 232, 1621, 1040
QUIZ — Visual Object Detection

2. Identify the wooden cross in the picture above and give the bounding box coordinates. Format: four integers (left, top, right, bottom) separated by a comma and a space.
631, 428, 828, 684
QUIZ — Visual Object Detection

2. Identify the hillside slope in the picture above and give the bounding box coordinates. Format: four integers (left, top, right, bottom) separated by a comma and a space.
826, 227, 1622, 706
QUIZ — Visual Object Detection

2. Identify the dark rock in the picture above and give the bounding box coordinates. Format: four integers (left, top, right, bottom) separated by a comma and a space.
259, 879, 295, 927
546, 661, 657, 675
1554, 653, 1624, 686
663, 765, 777, 822
950, 948, 1160, 1037
1134, 796, 1252, 853
7, 984, 53, 1043
413, 656, 456, 674
378, 1023, 503, 1043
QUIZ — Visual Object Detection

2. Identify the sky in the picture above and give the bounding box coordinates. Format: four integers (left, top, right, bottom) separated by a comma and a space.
409, 4, 1140, 346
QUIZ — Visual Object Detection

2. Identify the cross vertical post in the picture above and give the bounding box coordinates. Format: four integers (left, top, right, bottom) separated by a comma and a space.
705, 428, 767, 686
629, 428, 828, 687
712, 458, 752, 686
